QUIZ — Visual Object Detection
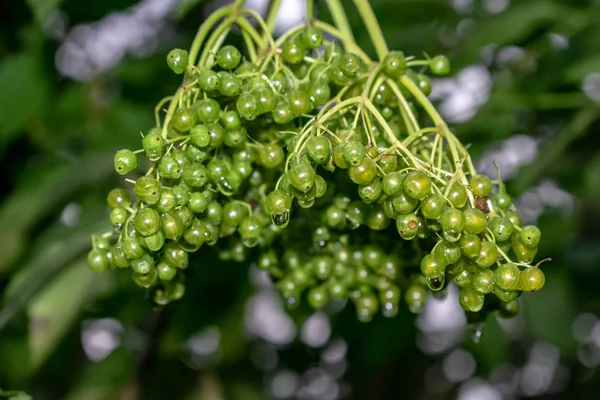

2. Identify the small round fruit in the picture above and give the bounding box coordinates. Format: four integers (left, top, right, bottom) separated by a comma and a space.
520, 267, 545, 292
216, 45, 241, 70
114, 149, 137, 175
166, 48, 188, 74
430, 55, 450, 76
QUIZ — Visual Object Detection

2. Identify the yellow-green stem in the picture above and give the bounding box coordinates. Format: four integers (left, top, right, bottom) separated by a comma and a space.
325, 0, 355, 43
353, 0, 388, 60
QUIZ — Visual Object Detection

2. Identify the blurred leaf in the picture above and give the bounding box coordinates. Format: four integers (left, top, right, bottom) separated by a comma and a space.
0, 219, 108, 332
0, 154, 113, 274
522, 269, 578, 353
564, 54, 600, 83
25, 0, 64, 23
28, 257, 110, 372
0, 389, 32, 400
0, 50, 49, 155
64, 348, 136, 400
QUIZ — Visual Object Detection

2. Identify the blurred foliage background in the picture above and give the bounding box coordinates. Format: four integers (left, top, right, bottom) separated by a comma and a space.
1, 0, 600, 399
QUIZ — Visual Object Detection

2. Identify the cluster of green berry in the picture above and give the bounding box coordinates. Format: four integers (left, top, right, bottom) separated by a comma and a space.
88, 2, 546, 319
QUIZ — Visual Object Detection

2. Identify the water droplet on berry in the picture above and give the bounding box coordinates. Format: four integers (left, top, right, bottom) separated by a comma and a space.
271, 211, 290, 227
426, 274, 445, 291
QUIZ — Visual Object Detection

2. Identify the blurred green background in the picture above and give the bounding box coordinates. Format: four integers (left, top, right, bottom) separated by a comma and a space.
1, 0, 600, 399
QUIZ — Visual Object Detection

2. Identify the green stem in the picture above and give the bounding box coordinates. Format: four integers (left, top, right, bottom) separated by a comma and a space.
242, 29, 257, 62
325, 0, 355, 43
264, 0, 283, 45
313, 21, 370, 62
199, 17, 234, 67
188, 5, 235, 66
399, 75, 475, 175
307, 0, 314, 20
363, 100, 420, 167
354, 0, 388, 60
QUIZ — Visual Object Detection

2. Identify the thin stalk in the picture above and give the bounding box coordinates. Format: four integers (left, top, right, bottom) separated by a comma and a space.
307, 0, 314, 20
325, 0, 355, 43
353, 0, 388, 60
264, 0, 283, 45
189, 5, 235, 66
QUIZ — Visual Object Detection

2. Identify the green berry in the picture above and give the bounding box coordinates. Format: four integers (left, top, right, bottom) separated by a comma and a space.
404, 170, 432, 200
198, 69, 220, 92
459, 286, 484, 312
133, 207, 161, 237
476, 241, 498, 268
520, 267, 545, 292
490, 216, 514, 242
396, 213, 419, 240
421, 193, 445, 219
216, 45, 241, 70
382, 172, 405, 196
134, 176, 162, 205
473, 268, 495, 294
87, 249, 109, 273
301, 27, 323, 49
166, 48, 188, 74
114, 149, 137, 175
495, 263, 521, 291
382, 51, 407, 78
282, 37, 305, 64
349, 157, 377, 185
142, 131, 165, 160
520, 225, 541, 247
430, 55, 450, 76
470, 175, 493, 197
463, 208, 488, 234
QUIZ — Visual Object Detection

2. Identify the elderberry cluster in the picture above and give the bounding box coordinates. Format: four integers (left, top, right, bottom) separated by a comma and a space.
88, 4, 546, 321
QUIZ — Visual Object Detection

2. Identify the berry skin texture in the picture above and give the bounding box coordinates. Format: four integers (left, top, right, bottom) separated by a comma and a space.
430, 55, 451, 76
166, 49, 188, 74
87, 249, 109, 273
459, 286, 484, 312
520, 267, 545, 292
282, 37, 305, 64
301, 27, 323, 49
520, 225, 541, 247
114, 149, 137, 175
216, 45, 241, 70
470, 174, 493, 197
383, 51, 407, 78
403, 170, 432, 200
495, 263, 521, 291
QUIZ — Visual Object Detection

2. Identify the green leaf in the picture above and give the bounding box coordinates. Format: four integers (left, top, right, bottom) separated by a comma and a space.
0, 218, 109, 333
0, 154, 113, 274
25, 0, 64, 23
563, 54, 600, 83
27, 257, 110, 372
0, 51, 49, 154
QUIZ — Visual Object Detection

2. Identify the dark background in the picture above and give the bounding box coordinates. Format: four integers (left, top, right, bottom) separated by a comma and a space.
1, 0, 600, 399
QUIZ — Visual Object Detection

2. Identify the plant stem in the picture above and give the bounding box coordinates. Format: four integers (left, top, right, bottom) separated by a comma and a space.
325, 0, 355, 43
313, 21, 370, 61
353, 0, 388, 60
264, 0, 283, 44
307, 0, 314, 20
188, 5, 234, 66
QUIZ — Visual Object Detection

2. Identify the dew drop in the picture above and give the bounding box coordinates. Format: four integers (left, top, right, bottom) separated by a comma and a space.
426, 274, 446, 291
298, 198, 315, 208
443, 229, 461, 243
243, 238, 259, 248
271, 211, 290, 227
